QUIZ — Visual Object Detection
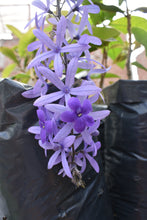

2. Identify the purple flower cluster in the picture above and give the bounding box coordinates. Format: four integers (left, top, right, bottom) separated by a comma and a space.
23, 0, 110, 187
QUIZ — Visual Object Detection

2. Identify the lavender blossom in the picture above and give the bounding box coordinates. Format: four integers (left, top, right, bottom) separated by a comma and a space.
28, 16, 89, 76
66, 0, 100, 34
61, 97, 94, 133
47, 135, 76, 178
22, 66, 48, 98
77, 143, 100, 173
24, 0, 111, 186
25, 0, 54, 28
34, 58, 101, 106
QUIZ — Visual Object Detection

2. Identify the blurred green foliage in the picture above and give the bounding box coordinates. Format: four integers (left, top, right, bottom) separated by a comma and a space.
84, 0, 147, 87
0, 25, 36, 83
0, 0, 147, 86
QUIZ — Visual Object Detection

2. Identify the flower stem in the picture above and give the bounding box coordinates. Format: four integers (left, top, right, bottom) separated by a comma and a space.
57, 0, 61, 18
125, 0, 133, 79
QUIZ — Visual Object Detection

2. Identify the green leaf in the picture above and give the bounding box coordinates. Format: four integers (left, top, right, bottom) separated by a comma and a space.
113, 53, 127, 63
0, 47, 19, 64
132, 27, 147, 55
119, 0, 124, 5
110, 17, 127, 33
90, 3, 123, 25
90, 10, 115, 25
90, 73, 120, 79
92, 27, 120, 41
131, 16, 147, 32
83, 0, 123, 25
18, 29, 36, 57
107, 36, 126, 68
132, 61, 147, 71
84, 0, 124, 13
109, 43, 124, 49
12, 73, 30, 83
1, 63, 17, 78
6, 24, 23, 39
96, 3, 124, 13
111, 16, 147, 34
134, 7, 147, 13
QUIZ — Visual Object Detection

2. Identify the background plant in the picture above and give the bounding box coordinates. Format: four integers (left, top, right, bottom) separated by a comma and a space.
0, 25, 36, 83
83, 0, 147, 87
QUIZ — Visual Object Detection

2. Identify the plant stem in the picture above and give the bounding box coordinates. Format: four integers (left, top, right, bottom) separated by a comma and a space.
125, 0, 133, 79
99, 47, 108, 88
57, 0, 61, 18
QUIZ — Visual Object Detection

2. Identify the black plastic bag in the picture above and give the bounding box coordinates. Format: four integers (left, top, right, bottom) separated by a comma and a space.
0, 78, 113, 220
103, 80, 147, 220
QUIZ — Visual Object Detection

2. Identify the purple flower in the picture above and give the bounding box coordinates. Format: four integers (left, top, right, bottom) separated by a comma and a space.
61, 97, 94, 133
67, 0, 100, 34
25, 0, 54, 28
29, 108, 53, 143
38, 109, 54, 143
27, 14, 47, 58
34, 58, 100, 106
77, 143, 100, 173
22, 78, 47, 98
28, 16, 89, 76
22, 66, 48, 98
74, 34, 102, 59
23, 0, 111, 184
47, 135, 76, 178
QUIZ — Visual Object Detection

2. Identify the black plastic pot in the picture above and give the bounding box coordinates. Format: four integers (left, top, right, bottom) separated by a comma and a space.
103, 80, 147, 220
0, 78, 113, 220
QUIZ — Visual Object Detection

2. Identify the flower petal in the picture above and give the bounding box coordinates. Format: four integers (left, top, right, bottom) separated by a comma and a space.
53, 123, 73, 142
33, 29, 55, 49
68, 97, 81, 112
28, 41, 41, 51
88, 36, 102, 45
85, 153, 99, 173
45, 104, 67, 113
88, 93, 99, 104
54, 53, 63, 77
34, 91, 64, 106
61, 151, 72, 178
61, 111, 75, 122
80, 154, 86, 173
39, 140, 53, 151
22, 78, 47, 98
48, 150, 61, 169
88, 120, 100, 134
63, 135, 75, 149
37, 109, 45, 121
28, 51, 54, 68
82, 99, 92, 114
74, 118, 86, 133
65, 57, 78, 88
28, 126, 41, 134
32, 0, 47, 11
71, 85, 100, 96
86, 5, 100, 14
82, 130, 93, 145
74, 137, 83, 150
89, 110, 110, 120
61, 43, 89, 53
56, 16, 67, 47
84, 115, 94, 126
38, 66, 64, 90
45, 120, 53, 133
78, 7, 88, 35
40, 128, 46, 143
